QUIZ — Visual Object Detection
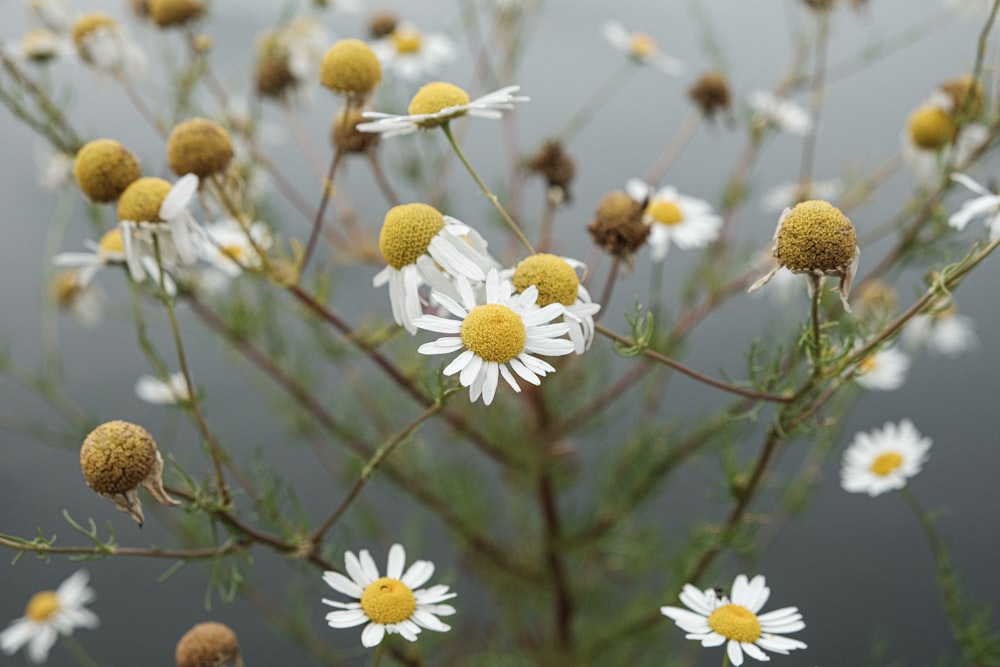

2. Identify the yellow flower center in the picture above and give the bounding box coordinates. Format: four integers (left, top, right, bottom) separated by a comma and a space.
858, 355, 877, 373
908, 105, 957, 150
629, 32, 658, 59
707, 604, 762, 644
648, 200, 684, 226
360, 577, 416, 625
775, 199, 857, 273
22, 29, 60, 60
391, 27, 423, 54
378, 203, 445, 269
221, 244, 246, 262
72, 12, 117, 50
407, 81, 471, 124
53, 271, 82, 305
870, 451, 904, 476
117, 177, 173, 224
99, 228, 125, 254
461, 304, 526, 363
512, 254, 579, 307
73, 138, 142, 204
25, 591, 61, 622
319, 39, 383, 95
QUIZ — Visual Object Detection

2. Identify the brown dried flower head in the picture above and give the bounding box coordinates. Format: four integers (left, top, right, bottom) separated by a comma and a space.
688, 70, 732, 120
367, 10, 399, 39
148, 0, 204, 28
331, 107, 380, 153
939, 75, 984, 119
587, 190, 650, 260
74, 139, 142, 203
175, 622, 243, 667
528, 140, 576, 202
167, 118, 234, 178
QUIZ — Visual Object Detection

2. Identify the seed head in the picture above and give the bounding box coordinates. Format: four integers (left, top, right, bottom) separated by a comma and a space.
774, 200, 857, 274
175, 622, 243, 667
74, 139, 142, 203
167, 118, 234, 177
148, 0, 204, 27
587, 191, 650, 259
368, 10, 399, 39
527, 140, 576, 201
117, 177, 172, 223
319, 39, 382, 98
255, 47, 295, 99
331, 107, 380, 153
939, 75, 984, 119
688, 70, 732, 120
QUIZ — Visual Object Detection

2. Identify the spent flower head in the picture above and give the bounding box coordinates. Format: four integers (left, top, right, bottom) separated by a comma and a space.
167, 118, 234, 178
175, 621, 243, 667
689, 70, 732, 120
148, 0, 204, 28
841, 419, 931, 496
587, 189, 650, 262
71, 12, 146, 77
74, 138, 142, 203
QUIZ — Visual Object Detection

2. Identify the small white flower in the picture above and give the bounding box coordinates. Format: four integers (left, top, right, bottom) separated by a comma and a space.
322, 543, 456, 648
602, 21, 685, 76
1, 570, 99, 664
53, 228, 127, 286
627, 179, 722, 261
853, 346, 911, 391
74, 19, 146, 78
372, 23, 456, 82
6, 29, 73, 63
748, 91, 813, 135
759, 179, 843, 214
414, 270, 575, 405
902, 92, 988, 188
948, 173, 1000, 241
121, 174, 202, 285
359, 82, 528, 138
660, 574, 807, 666
903, 298, 977, 356
841, 419, 931, 496
199, 219, 272, 277
279, 17, 331, 83
135, 372, 190, 405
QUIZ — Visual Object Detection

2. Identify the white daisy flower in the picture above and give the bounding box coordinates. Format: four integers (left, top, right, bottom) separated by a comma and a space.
602, 22, 685, 76
852, 346, 911, 391
199, 219, 272, 277
748, 91, 813, 135
371, 23, 456, 82
6, 29, 73, 63
903, 298, 978, 356
660, 574, 807, 666
135, 372, 190, 405
29, 0, 71, 32
1, 570, 99, 664
948, 173, 1000, 241
72, 14, 147, 79
119, 174, 202, 285
322, 543, 456, 648
53, 228, 127, 286
902, 92, 988, 188
414, 270, 575, 405
759, 179, 843, 214
358, 82, 528, 138
841, 419, 931, 496
279, 16, 331, 84
51, 269, 105, 328
502, 253, 601, 354
374, 203, 497, 335
626, 179, 722, 261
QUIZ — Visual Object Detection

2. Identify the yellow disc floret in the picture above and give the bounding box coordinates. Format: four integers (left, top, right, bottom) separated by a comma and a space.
391, 27, 422, 54
870, 451, 904, 476
52, 270, 82, 306
148, 0, 203, 27
319, 39, 382, 96
167, 117, 233, 177
513, 254, 579, 307
707, 604, 762, 643
775, 200, 856, 274
407, 81, 470, 121
80, 420, 158, 495
360, 577, 417, 625
629, 33, 658, 59
117, 177, 172, 223
378, 203, 445, 269
908, 105, 956, 150
99, 228, 125, 254
74, 139, 142, 204
25, 591, 61, 622
21, 29, 61, 61
175, 622, 242, 667
648, 200, 684, 226
461, 304, 526, 363
71, 13, 117, 54
588, 190, 650, 258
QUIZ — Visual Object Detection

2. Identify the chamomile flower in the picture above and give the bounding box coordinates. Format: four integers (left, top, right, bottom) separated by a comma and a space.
372, 23, 456, 82
53, 228, 127, 285
626, 179, 722, 261
51, 269, 105, 327
198, 218, 271, 277
503, 253, 601, 354
358, 82, 528, 138
414, 270, 575, 405
852, 346, 911, 391
322, 543, 456, 648
29, 0, 71, 32
660, 574, 807, 666
6, 29, 72, 63
602, 22, 685, 76
748, 91, 813, 135
36, 146, 75, 191
759, 179, 843, 214
118, 174, 202, 284
71, 12, 147, 78
841, 419, 931, 496
374, 203, 497, 334
282, 16, 332, 85
902, 91, 987, 188
1, 570, 98, 664
903, 297, 978, 356
135, 372, 190, 405
948, 173, 1000, 241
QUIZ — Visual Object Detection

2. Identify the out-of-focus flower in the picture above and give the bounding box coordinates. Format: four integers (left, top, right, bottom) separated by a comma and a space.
359, 82, 528, 138
587, 190, 650, 263
841, 419, 931, 496
29, 0, 71, 32
175, 622, 243, 667
322, 543, 456, 647
71, 12, 147, 78
948, 173, 1000, 241
852, 346, 911, 391
602, 21, 684, 76
0, 570, 98, 664
688, 70, 732, 120
748, 91, 812, 135
135, 372, 190, 405
51, 269, 105, 327
6, 29, 73, 63
319, 38, 382, 104
759, 179, 843, 214
902, 91, 987, 188
627, 179, 722, 261
748, 200, 859, 311
528, 140, 576, 202
198, 219, 271, 277
903, 297, 977, 356
36, 146, 75, 191
53, 228, 127, 286
371, 23, 456, 82
414, 270, 575, 405
73, 138, 142, 204
660, 574, 807, 666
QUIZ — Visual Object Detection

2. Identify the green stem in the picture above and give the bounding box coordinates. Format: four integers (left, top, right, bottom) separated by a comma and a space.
59, 633, 100, 667
440, 121, 535, 254
372, 640, 386, 667
809, 275, 823, 377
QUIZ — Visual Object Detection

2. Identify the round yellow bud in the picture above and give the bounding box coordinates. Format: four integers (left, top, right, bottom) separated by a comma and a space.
319, 39, 382, 96
74, 139, 142, 203
80, 420, 158, 495
908, 105, 956, 150
775, 200, 857, 274
148, 0, 204, 27
167, 118, 233, 177
175, 622, 242, 667
117, 177, 172, 223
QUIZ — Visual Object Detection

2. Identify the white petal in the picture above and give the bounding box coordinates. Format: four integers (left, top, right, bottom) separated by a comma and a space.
361, 622, 386, 647
159, 174, 199, 219
386, 544, 406, 580
443, 349, 475, 376
401, 560, 434, 590
325, 609, 370, 628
